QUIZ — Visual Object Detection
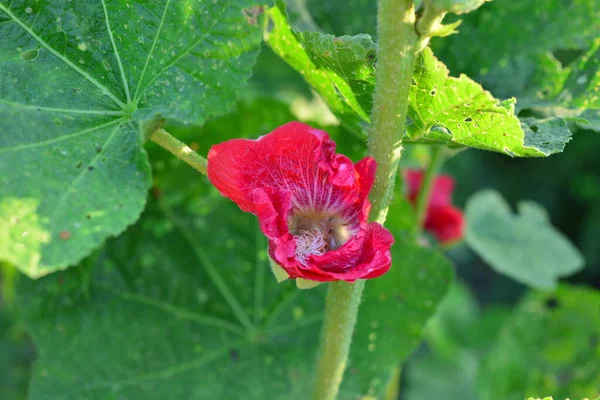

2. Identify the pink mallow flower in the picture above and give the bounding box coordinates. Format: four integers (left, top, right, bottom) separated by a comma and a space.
405, 169, 464, 244
208, 122, 394, 285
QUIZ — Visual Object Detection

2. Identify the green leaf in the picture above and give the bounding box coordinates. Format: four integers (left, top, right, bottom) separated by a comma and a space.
433, 0, 600, 90
407, 48, 571, 156
265, 1, 375, 135
557, 38, 600, 109
0, 0, 263, 276
477, 286, 600, 400
17, 181, 451, 399
267, 4, 570, 156
465, 190, 584, 289
403, 281, 511, 400
340, 240, 454, 398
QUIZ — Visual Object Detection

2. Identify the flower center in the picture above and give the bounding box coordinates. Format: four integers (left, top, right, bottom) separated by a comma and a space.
289, 212, 354, 265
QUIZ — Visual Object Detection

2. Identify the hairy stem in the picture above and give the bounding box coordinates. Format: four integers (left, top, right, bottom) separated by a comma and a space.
413, 146, 444, 232
368, 0, 419, 223
149, 129, 208, 176
311, 1, 419, 399
312, 280, 365, 400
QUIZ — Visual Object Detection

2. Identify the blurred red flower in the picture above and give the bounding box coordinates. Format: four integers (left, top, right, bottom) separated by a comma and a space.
405, 169, 464, 244
208, 122, 394, 283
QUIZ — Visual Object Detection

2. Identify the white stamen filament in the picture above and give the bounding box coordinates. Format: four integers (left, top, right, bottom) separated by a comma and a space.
294, 229, 327, 266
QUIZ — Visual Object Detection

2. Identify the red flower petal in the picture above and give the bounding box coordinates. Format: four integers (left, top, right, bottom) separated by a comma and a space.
208, 122, 393, 283
268, 222, 393, 283
208, 122, 366, 214
405, 168, 464, 244
424, 205, 465, 243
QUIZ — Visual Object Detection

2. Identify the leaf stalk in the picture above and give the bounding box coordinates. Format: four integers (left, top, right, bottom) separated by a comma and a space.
149, 129, 208, 176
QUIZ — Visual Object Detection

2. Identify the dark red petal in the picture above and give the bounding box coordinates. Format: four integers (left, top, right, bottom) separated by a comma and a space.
424, 205, 465, 243
405, 169, 455, 209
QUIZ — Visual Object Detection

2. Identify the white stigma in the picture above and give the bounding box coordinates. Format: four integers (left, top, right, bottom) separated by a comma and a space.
294, 229, 327, 266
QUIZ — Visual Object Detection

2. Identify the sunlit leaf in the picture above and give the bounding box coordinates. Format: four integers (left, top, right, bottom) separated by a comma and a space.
406, 48, 572, 156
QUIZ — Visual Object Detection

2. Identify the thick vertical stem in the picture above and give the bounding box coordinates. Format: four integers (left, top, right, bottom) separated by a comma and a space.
369, 0, 419, 223
311, 1, 419, 399
311, 280, 365, 400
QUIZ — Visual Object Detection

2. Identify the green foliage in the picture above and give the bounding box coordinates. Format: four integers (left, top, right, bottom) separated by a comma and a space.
558, 38, 600, 109
303, 0, 377, 38
9, 102, 451, 399
0, 0, 263, 277
266, 1, 374, 135
0, 304, 34, 400
1, 0, 599, 398
407, 48, 572, 156
433, 0, 600, 93
267, 3, 574, 156
16, 189, 452, 399
341, 240, 453, 397
478, 286, 600, 400
403, 281, 510, 400
465, 190, 584, 289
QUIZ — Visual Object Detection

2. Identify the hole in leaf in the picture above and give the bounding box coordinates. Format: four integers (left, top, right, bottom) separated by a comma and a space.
411, 78, 417, 86
21, 49, 38, 61
464, 117, 473, 122
430, 90, 436, 96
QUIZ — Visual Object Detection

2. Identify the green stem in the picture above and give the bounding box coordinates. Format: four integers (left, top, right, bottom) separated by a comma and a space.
311, 280, 365, 400
368, 0, 419, 223
149, 129, 208, 176
413, 146, 445, 232
311, 1, 419, 399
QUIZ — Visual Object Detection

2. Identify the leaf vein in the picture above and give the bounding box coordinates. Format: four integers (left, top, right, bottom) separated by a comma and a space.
0, 4, 126, 108
101, 0, 131, 103
0, 118, 122, 153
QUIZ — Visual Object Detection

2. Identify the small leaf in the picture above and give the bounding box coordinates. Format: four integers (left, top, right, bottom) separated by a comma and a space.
478, 286, 600, 400
465, 190, 584, 289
